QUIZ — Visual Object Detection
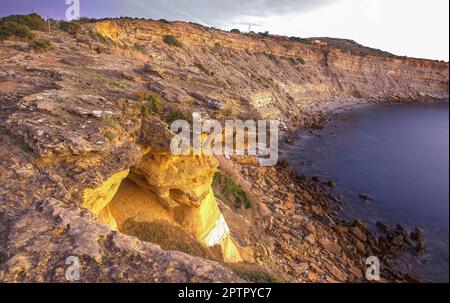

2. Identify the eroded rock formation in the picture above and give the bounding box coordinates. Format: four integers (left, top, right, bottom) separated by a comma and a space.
0, 15, 448, 282
83, 148, 246, 263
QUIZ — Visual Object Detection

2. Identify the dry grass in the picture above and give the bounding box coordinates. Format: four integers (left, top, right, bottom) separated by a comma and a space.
122, 219, 219, 259
228, 263, 283, 283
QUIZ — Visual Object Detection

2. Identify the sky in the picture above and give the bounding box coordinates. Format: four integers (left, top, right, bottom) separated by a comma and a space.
0, 0, 448, 60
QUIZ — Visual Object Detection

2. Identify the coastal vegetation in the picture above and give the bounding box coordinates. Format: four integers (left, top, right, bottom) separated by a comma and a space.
213, 171, 253, 209
0, 13, 46, 40
29, 38, 53, 51
135, 92, 165, 117
163, 34, 183, 47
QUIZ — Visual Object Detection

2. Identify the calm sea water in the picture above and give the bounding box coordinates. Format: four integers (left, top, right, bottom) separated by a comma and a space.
283, 102, 449, 282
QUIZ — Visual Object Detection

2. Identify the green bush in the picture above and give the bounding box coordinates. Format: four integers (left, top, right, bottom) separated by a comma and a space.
163, 107, 192, 123
264, 52, 279, 63
77, 17, 96, 24
57, 21, 81, 35
11, 135, 32, 152
297, 57, 306, 65
29, 38, 53, 51
163, 35, 182, 47
103, 130, 115, 141
1, 14, 46, 31
133, 43, 148, 55
194, 62, 210, 75
135, 92, 164, 117
287, 56, 305, 65
212, 171, 253, 209
352, 90, 363, 99
0, 14, 47, 41
0, 21, 34, 40
108, 80, 125, 89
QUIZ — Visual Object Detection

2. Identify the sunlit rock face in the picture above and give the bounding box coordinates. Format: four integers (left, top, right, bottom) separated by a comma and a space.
130, 150, 218, 208
82, 169, 129, 216
82, 149, 244, 263
93, 19, 449, 120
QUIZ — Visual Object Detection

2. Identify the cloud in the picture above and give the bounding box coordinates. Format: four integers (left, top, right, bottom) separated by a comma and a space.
1, 0, 339, 28
125, 0, 339, 26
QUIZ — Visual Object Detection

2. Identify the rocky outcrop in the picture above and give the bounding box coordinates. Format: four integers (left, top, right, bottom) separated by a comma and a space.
93, 19, 448, 120
85, 149, 247, 263
0, 15, 448, 282
0, 198, 242, 282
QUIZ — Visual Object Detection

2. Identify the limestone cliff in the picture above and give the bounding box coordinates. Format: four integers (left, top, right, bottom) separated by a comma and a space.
93, 19, 448, 121
0, 15, 448, 282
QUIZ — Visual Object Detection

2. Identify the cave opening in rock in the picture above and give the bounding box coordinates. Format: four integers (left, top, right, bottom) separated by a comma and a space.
82, 149, 246, 263
100, 177, 222, 260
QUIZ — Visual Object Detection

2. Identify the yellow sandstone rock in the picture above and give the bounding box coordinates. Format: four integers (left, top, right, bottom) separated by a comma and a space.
81, 169, 129, 215
83, 150, 245, 263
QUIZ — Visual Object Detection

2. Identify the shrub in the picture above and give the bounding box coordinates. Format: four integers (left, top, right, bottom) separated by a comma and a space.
164, 106, 192, 123
103, 130, 115, 141
0, 21, 34, 40
108, 80, 125, 89
1, 14, 46, 31
264, 52, 279, 63
194, 61, 210, 75
212, 171, 253, 209
352, 90, 363, 99
220, 107, 233, 117
29, 38, 53, 51
230, 29, 240, 34
11, 135, 32, 152
287, 56, 305, 65
133, 43, 148, 55
94, 32, 113, 44
163, 35, 182, 47
77, 17, 96, 24
135, 92, 164, 117
57, 21, 81, 35
297, 57, 306, 65
0, 14, 48, 41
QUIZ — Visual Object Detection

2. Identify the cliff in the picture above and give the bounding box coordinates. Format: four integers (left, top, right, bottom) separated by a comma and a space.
0, 15, 448, 282
94, 19, 448, 118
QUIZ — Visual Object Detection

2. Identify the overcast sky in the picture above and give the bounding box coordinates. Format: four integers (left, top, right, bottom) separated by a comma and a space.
1, 0, 448, 60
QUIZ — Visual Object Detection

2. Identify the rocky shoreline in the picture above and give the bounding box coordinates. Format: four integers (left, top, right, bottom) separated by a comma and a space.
230, 153, 425, 282
258, 100, 447, 283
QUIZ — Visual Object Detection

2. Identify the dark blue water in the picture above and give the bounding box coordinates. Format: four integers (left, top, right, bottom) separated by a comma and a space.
283, 103, 449, 282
